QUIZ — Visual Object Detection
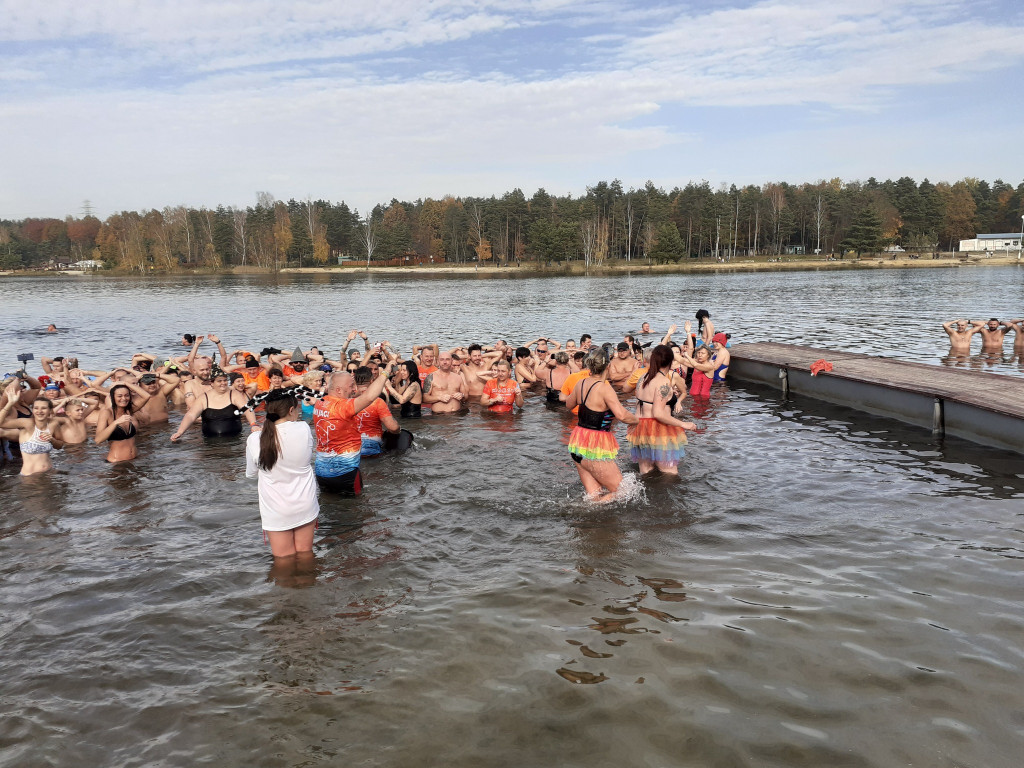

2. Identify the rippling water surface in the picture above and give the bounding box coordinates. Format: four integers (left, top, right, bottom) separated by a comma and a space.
1, 269, 1023, 768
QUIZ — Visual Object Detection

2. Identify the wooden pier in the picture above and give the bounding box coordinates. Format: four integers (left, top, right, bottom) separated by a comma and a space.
728, 343, 1024, 454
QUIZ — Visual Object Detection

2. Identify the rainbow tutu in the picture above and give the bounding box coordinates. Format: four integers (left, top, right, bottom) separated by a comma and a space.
567, 426, 618, 461
627, 418, 687, 465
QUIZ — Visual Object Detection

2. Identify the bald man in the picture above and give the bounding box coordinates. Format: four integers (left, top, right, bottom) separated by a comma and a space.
312, 364, 392, 494
422, 351, 467, 413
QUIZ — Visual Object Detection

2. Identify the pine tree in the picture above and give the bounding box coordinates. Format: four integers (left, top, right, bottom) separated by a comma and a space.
840, 207, 883, 255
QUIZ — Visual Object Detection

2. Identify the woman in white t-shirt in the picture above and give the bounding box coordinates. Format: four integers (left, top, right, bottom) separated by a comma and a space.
245, 390, 319, 558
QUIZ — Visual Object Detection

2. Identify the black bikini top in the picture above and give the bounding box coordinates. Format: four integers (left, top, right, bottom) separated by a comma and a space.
577, 380, 613, 431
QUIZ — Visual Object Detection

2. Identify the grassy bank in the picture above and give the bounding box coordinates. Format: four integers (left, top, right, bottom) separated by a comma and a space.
3, 253, 1021, 278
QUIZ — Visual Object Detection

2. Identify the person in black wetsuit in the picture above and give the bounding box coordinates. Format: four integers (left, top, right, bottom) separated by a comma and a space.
171, 367, 257, 441
563, 349, 639, 503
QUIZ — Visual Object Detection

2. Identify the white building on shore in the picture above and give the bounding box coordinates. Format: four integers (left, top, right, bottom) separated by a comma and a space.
958, 233, 1021, 252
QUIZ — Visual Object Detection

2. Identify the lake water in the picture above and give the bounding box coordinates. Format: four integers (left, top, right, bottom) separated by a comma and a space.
1, 267, 1023, 768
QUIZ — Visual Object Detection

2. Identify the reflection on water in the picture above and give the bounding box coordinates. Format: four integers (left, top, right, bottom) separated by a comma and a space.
0, 271, 1022, 767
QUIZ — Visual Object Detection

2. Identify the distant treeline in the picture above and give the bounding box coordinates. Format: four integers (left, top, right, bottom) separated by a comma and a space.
2, 177, 1022, 271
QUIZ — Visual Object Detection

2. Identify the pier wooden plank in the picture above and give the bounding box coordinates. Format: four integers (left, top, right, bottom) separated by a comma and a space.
729, 342, 1024, 420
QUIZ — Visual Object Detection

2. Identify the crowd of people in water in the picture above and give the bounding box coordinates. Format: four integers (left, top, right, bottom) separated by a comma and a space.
7, 310, 1023, 559
1, 309, 723, 556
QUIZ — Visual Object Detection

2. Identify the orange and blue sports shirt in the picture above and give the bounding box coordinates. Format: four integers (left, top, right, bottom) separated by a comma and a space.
312, 396, 362, 477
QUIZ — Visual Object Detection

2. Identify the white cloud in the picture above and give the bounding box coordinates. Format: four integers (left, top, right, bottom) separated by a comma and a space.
1, 0, 1023, 218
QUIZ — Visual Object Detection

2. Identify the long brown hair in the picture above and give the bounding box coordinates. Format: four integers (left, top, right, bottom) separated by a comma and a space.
641, 345, 674, 389
258, 393, 297, 471
109, 384, 134, 417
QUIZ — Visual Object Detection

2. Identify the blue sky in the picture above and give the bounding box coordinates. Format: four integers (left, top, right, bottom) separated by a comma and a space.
2, 0, 1023, 219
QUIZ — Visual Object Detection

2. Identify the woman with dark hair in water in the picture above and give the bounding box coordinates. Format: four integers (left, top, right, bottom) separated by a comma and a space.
171, 366, 255, 441
385, 360, 423, 417
245, 390, 318, 558
564, 349, 639, 503
96, 383, 145, 463
628, 344, 695, 475
694, 309, 715, 347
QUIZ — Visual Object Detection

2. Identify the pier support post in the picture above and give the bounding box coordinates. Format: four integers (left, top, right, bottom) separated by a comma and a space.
932, 397, 944, 436
779, 366, 789, 399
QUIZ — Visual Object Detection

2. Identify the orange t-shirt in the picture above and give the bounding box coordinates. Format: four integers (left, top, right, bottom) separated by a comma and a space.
483, 378, 520, 413
312, 396, 360, 455
242, 368, 270, 392
416, 364, 438, 382
355, 398, 392, 440
560, 369, 590, 414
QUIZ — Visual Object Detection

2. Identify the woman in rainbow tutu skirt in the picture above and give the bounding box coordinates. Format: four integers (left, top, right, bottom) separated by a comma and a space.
628, 344, 696, 476
564, 348, 639, 503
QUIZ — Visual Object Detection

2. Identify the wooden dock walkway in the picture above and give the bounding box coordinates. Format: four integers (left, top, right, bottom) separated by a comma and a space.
728, 342, 1024, 453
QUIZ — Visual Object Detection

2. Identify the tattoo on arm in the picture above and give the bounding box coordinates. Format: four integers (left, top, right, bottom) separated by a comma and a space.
659, 384, 671, 400
422, 375, 432, 394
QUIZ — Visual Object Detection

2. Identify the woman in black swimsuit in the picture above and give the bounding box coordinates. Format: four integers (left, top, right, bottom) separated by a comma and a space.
563, 349, 638, 503
170, 367, 256, 441
545, 352, 571, 404
385, 361, 423, 418
96, 384, 145, 463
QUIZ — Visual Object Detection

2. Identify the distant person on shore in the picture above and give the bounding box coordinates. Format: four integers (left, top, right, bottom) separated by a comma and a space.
978, 319, 1011, 352
942, 319, 981, 353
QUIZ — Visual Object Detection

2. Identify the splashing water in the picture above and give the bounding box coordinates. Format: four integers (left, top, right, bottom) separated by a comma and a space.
609, 472, 647, 506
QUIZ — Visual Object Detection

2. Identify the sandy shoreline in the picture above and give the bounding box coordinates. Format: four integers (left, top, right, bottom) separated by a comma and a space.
3, 253, 1021, 278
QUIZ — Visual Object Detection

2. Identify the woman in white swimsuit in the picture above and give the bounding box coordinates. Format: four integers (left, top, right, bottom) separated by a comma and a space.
1, 381, 62, 476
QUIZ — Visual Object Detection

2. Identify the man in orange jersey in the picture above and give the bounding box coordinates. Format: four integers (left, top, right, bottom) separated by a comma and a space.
313, 363, 392, 494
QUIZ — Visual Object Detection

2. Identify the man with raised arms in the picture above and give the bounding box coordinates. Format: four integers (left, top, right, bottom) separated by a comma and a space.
313, 363, 393, 495
942, 319, 981, 353
342, 330, 371, 365
413, 342, 440, 381
977, 318, 1011, 352
422, 351, 467, 413
458, 343, 505, 399
607, 341, 640, 390
1005, 318, 1024, 353
182, 334, 227, 402
136, 371, 180, 424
